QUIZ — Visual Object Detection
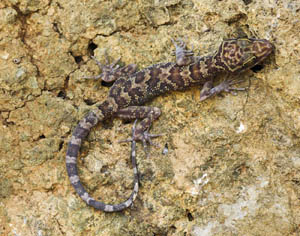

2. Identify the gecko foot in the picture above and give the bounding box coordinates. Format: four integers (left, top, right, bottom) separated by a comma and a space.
171, 38, 194, 55
200, 79, 246, 101
83, 55, 137, 82
119, 124, 163, 153
171, 38, 195, 66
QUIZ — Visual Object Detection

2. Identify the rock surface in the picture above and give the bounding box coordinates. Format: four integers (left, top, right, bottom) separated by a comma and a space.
1, 0, 300, 235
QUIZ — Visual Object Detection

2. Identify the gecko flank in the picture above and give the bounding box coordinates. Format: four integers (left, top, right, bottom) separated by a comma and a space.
66, 38, 274, 212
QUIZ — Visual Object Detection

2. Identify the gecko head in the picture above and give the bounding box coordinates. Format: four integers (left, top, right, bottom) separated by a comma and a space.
217, 38, 274, 73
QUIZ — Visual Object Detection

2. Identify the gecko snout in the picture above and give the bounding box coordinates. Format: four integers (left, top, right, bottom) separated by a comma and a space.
251, 39, 274, 61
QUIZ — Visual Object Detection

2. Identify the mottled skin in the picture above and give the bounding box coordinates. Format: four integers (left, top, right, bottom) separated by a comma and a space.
66, 38, 274, 212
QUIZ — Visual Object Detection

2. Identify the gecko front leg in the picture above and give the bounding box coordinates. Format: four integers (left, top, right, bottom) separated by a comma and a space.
199, 78, 246, 101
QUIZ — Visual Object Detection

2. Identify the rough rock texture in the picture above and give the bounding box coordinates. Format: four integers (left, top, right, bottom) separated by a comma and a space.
1, 0, 300, 235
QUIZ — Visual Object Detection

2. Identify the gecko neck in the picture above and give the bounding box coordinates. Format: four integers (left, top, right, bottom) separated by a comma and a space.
210, 53, 227, 74
193, 55, 225, 80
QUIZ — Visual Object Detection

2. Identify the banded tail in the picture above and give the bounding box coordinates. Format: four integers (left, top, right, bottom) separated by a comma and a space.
66, 111, 139, 212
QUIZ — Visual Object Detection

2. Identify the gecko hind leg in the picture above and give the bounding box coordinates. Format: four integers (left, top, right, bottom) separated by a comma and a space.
117, 106, 162, 151
83, 55, 137, 82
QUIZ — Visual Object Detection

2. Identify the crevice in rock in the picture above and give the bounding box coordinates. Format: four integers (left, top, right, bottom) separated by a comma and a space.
87, 42, 98, 56
83, 99, 96, 106
58, 141, 64, 151
186, 210, 194, 221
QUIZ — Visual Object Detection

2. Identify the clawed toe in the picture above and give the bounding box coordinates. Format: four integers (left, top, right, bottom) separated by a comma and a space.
140, 131, 163, 149
118, 121, 163, 153
82, 55, 136, 82
118, 120, 138, 143
222, 79, 247, 94
200, 79, 247, 101
228, 87, 246, 96
83, 56, 120, 81
171, 38, 186, 48
119, 130, 163, 148
172, 38, 193, 52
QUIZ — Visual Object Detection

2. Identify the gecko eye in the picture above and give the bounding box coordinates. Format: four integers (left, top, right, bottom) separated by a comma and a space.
238, 39, 251, 47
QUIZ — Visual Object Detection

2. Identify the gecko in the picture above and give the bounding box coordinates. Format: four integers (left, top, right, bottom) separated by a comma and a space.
66, 38, 274, 212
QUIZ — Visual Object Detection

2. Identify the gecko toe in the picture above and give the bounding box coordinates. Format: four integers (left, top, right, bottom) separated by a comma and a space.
118, 129, 163, 152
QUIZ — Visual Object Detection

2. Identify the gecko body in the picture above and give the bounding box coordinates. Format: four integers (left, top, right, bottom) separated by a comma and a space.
66, 38, 273, 212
